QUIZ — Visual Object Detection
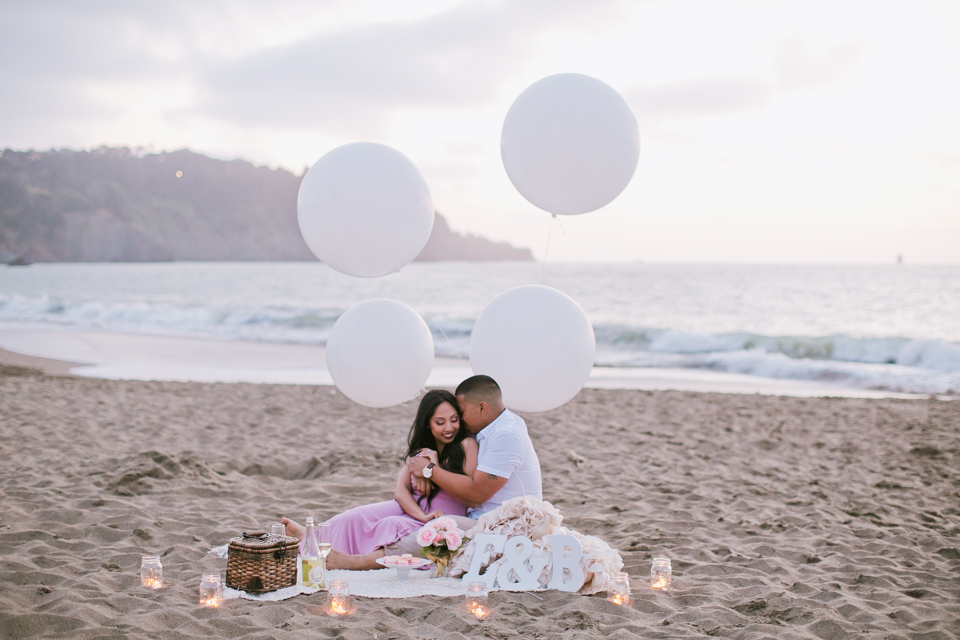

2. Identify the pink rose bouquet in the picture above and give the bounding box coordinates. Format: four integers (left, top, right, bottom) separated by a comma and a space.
416, 517, 465, 577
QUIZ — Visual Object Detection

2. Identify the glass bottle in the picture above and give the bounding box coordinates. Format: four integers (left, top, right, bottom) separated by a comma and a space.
299, 517, 324, 589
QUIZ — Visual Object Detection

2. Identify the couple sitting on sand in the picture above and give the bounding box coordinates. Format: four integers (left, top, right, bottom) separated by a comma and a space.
282, 374, 542, 570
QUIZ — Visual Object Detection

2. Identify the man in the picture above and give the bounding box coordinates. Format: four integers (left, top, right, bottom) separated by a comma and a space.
324, 374, 542, 570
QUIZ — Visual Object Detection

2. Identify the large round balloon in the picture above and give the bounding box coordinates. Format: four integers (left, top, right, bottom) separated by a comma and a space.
501, 74, 640, 216
470, 285, 595, 412
326, 299, 434, 408
298, 142, 434, 278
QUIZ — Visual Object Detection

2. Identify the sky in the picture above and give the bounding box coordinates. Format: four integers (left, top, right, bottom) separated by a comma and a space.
2, 0, 958, 263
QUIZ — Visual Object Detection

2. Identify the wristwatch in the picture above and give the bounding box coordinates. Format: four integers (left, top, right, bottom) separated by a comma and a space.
423, 463, 435, 479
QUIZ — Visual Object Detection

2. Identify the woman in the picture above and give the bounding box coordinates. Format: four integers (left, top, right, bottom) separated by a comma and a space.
282, 389, 477, 557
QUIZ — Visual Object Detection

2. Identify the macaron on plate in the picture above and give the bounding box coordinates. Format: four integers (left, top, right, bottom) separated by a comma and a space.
376, 554, 430, 580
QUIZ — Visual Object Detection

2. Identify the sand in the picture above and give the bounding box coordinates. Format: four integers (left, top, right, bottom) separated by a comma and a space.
0, 359, 957, 639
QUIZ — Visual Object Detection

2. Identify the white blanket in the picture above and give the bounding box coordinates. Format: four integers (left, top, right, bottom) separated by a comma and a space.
210, 497, 622, 600
208, 545, 503, 600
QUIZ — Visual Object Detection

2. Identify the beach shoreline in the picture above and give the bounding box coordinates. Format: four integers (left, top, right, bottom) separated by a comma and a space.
0, 346, 81, 376
0, 329, 940, 400
1, 368, 957, 638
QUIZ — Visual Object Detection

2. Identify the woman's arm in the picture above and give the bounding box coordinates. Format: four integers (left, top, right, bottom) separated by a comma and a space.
461, 438, 479, 476
394, 464, 436, 523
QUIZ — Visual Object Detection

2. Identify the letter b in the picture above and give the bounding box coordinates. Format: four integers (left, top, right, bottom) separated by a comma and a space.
544, 534, 584, 592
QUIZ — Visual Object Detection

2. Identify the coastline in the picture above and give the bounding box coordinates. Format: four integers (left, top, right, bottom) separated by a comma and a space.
0, 328, 937, 399
0, 346, 82, 376
1, 371, 957, 638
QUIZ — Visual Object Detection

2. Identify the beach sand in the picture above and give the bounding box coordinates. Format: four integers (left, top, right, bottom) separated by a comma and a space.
0, 359, 957, 639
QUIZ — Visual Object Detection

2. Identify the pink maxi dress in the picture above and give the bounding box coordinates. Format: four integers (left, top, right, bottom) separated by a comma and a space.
324, 485, 468, 555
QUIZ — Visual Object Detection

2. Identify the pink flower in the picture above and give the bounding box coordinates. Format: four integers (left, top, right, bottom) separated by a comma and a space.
434, 517, 457, 532
416, 525, 436, 548
444, 530, 462, 551
432, 531, 445, 545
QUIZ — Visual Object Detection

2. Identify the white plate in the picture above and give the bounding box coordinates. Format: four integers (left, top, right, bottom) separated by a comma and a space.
376, 557, 431, 581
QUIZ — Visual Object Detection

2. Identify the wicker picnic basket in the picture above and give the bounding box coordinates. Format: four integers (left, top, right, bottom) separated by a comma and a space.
226, 531, 299, 594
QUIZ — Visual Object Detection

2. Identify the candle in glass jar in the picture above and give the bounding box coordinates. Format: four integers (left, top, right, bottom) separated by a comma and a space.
465, 581, 490, 618
326, 579, 355, 616
199, 573, 224, 607
651, 557, 672, 590
140, 555, 162, 589
607, 572, 630, 605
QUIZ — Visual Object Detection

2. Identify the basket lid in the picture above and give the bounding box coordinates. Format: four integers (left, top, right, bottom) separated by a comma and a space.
228, 531, 299, 550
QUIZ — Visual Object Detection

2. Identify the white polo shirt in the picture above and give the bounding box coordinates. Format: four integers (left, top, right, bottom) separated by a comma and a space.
469, 408, 542, 518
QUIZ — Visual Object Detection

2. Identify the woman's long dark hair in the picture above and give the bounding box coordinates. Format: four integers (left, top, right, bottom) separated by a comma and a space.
405, 389, 468, 506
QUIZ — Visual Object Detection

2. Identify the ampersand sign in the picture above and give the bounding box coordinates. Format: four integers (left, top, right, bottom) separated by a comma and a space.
498, 536, 548, 591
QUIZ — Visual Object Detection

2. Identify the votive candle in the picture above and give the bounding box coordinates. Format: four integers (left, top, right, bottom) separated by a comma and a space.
465, 580, 490, 618
651, 557, 672, 590
140, 555, 162, 589
199, 573, 224, 607
326, 579, 355, 616
607, 572, 630, 605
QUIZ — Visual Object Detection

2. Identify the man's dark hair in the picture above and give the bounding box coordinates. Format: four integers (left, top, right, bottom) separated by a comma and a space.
455, 375, 502, 403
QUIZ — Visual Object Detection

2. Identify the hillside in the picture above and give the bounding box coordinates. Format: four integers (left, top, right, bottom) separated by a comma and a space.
0, 147, 532, 263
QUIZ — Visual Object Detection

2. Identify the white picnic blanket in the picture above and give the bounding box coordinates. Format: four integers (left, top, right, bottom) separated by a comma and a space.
209, 544, 481, 600
209, 496, 622, 600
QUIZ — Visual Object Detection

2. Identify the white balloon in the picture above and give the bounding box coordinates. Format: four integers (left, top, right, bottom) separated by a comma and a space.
470, 285, 595, 412
501, 73, 640, 216
326, 299, 434, 408
298, 142, 435, 278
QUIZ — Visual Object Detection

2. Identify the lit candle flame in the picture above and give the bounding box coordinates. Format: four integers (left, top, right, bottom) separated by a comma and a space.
142, 577, 162, 589
328, 596, 353, 616
611, 593, 628, 605
199, 596, 222, 608
653, 576, 666, 589
468, 602, 489, 618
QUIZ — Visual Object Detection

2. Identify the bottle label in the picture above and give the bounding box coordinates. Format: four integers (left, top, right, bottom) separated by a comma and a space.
301, 558, 325, 589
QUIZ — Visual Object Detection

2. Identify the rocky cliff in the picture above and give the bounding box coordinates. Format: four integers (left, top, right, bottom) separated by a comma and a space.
0, 147, 532, 263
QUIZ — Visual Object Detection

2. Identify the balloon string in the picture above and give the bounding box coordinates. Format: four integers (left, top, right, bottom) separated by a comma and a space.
405, 279, 468, 365
540, 214, 556, 284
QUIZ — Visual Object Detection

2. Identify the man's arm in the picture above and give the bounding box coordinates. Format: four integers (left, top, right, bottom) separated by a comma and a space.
407, 456, 506, 509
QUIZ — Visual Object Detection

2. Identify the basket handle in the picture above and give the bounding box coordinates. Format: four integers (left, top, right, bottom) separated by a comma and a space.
242, 531, 267, 538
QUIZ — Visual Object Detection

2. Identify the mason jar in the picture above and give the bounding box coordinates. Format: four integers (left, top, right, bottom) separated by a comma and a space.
140, 555, 162, 589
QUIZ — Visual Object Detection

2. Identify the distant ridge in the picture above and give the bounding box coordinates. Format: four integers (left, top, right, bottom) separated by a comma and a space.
0, 147, 533, 264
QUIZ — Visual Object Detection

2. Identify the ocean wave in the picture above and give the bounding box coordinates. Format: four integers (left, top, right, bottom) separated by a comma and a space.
2, 294, 958, 393
594, 326, 960, 373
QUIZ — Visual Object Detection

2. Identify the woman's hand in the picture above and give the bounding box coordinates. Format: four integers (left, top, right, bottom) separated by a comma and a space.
418, 509, 445, 523
417, 449, 439, 466
411, 476, 434, 497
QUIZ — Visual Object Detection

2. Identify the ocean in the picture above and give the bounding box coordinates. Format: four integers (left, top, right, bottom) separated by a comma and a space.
1, 261, 958, 396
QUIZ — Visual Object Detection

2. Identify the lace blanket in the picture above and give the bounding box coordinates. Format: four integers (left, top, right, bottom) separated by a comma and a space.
224, 570, 470, 601
208, 545, 489, 600
210, 497, 622, 599
448, 496, 624, 595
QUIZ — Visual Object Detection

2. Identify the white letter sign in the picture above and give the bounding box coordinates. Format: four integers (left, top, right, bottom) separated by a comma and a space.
544, 534, 585, 592
498, 536, 548, 591
462, 534, 506, 589
461, 534, 586, 592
